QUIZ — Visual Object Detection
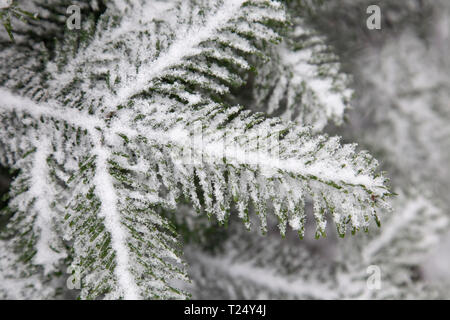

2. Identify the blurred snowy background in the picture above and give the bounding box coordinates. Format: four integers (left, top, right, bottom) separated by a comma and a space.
320, 0, 450, 291
317, 0, 450, 286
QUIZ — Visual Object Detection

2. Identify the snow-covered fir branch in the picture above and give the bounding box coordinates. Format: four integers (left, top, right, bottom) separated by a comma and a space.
3, 0, 435, 300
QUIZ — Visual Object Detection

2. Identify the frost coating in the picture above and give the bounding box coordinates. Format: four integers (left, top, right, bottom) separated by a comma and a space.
252, 17, 353, 131
0, 0, 391, 299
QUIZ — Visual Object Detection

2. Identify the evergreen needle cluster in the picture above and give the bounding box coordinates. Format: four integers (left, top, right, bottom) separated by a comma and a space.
0, 0, 393, 299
